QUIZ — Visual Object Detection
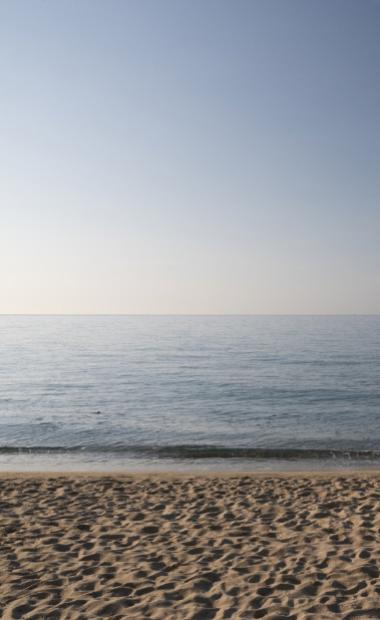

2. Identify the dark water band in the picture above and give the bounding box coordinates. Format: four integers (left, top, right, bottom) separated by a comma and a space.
1, 445, 380, 460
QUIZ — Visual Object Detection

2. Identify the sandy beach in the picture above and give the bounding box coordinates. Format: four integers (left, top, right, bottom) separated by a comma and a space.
0, 472, 379, 619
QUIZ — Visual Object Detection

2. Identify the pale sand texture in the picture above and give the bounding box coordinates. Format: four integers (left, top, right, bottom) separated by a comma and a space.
0, 473, 380, 619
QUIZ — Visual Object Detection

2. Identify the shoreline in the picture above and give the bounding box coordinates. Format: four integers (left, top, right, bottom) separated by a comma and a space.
2, 453, 380, 477
1, 468, 380, 478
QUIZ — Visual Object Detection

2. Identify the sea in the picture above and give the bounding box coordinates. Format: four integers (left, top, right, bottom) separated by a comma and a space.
0, 315, 379, 472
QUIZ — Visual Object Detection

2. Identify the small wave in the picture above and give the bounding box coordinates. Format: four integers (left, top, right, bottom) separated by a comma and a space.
1, 445, 380, 460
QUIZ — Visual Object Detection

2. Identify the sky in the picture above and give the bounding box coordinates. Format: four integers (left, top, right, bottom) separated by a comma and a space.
1, 0, 379, 314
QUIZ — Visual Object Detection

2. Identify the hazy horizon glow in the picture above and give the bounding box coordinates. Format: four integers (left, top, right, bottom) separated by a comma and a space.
1, 0, 379, 314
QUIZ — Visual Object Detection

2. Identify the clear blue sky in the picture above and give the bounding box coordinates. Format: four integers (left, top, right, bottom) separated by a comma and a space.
1, 0, 379, 313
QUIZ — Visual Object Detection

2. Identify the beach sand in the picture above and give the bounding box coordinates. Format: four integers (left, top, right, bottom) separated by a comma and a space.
0, 473, 379, 619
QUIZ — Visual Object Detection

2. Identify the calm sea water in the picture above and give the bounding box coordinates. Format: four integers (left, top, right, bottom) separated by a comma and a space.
0, 315, 379, 471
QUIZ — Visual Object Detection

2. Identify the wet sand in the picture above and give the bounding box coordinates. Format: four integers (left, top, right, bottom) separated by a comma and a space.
0, 472, 379, 619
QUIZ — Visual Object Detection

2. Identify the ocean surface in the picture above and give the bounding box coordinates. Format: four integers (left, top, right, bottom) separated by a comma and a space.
0, 315, 379, 472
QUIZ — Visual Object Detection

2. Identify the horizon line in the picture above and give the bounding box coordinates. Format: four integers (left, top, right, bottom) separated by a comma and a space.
1, 313, 379, 317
